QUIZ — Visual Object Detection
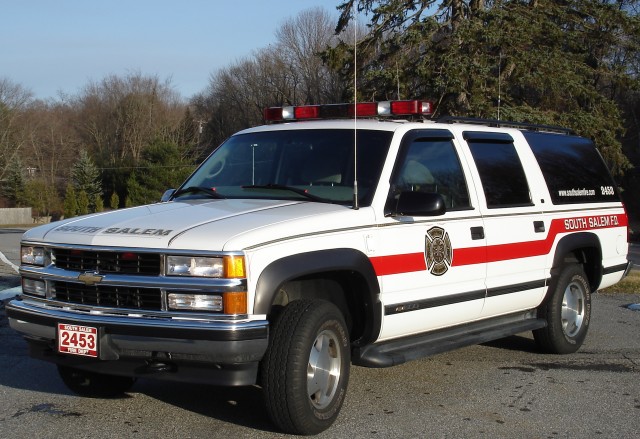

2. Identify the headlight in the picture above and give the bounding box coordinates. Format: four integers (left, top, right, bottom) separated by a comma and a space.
166, 255, 245, 278
167, 256, 223, 277
21, 246, 46, 266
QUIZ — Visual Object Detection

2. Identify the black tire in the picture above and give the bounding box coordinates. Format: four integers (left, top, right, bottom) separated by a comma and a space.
57, 365, 136, 398
261, 299, 350, 435
534, 264, 591, 354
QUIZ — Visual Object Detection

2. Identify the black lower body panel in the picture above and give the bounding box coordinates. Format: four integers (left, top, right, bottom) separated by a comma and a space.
352, 311, 546, 368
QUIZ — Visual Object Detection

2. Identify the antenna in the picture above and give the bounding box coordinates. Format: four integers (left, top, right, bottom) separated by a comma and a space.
497, 51, 502, 120
352, 5, 359, 210
396, 61, 400, 100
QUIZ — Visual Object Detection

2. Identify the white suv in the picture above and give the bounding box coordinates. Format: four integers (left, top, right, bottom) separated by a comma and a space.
8, 100, 631, 435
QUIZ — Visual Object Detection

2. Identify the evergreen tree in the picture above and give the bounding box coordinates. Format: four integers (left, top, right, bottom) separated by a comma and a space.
110, 191, 120, 209
2, 156, 26, 205
125, 174, 146, 207
77, 190, 89, 215
71, 149, 103, 210
22, 178, 61, 218
63, 183, 78, 218
22, 179, 45, 217
125, 141, 193, 206
332, 0, 640, 175
94, 194, 104, 212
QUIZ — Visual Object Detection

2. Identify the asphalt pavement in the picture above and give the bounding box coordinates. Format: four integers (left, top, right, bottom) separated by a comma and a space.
0, 290, 638, 438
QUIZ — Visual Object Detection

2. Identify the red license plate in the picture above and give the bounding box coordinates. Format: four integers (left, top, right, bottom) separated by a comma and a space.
58, 323, 98, 358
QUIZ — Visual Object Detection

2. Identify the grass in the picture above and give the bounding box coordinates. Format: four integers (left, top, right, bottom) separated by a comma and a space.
600, 269, 640, 294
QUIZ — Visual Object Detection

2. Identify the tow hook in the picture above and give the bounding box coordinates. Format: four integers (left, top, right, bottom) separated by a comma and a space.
142, 353, 177, 373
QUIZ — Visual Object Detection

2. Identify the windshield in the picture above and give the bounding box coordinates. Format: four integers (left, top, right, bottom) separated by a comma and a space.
175, 129, 393, 206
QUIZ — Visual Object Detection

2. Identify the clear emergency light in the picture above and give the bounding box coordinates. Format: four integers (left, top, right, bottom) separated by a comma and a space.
263, 100, 434, 122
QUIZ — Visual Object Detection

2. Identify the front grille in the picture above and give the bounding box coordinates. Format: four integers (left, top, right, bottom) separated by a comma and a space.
53, 249, 161, 275
53, 281, 162, 311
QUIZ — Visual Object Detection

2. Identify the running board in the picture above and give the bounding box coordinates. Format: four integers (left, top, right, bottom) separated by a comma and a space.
352, 313, 547, 368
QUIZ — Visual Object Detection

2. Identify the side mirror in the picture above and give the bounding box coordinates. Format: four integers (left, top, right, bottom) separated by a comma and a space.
160, 189, 175, 202
385, 191, 446, 217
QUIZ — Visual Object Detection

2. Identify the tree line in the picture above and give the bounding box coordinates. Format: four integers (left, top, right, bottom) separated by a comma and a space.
1, 3, 639, 220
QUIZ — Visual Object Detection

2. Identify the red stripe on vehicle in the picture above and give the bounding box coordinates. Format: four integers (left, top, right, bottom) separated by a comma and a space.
369, 253, 426, 276
370, 214, 627, 276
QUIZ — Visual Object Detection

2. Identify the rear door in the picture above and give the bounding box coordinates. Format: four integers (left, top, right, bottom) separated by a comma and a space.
461, 130, 548, 317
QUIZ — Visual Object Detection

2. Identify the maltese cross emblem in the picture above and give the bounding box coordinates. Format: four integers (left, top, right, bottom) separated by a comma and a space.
425, 226, 453, 276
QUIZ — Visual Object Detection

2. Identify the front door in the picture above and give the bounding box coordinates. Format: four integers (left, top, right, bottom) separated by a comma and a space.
372, 129, 487, 341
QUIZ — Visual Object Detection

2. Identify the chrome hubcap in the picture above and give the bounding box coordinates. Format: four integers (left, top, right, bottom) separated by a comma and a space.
307, 329, 341, 409
561, 280, 586, 337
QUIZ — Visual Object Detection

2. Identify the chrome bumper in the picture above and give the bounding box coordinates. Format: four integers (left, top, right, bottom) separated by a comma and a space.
7, 298, 269, 386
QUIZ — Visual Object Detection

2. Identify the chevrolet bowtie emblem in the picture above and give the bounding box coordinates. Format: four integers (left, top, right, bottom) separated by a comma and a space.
78, 272, 103, 286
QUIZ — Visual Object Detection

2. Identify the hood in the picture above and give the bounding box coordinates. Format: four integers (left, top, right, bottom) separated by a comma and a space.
23, 199, 370, 251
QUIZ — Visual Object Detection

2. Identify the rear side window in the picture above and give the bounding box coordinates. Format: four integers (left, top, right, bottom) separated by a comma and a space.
523, 132, 619, 204
465, 132, 532, 208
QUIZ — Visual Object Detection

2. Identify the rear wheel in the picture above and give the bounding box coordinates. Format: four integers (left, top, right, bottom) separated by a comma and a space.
534, 264, 591, 354
261, 299, 350, 435
57, 365, 136, 398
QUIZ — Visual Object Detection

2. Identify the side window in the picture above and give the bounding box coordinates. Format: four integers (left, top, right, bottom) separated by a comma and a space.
391, 131, 471, 210
523, 131, 620, 204
465, 132, 532, 208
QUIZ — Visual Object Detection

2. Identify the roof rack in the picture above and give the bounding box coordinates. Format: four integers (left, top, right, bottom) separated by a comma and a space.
436, 116, 575, 135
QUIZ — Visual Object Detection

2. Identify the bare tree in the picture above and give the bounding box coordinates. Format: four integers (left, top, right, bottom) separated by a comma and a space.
74, 72, 188, 164
194, 7, 349, 149
0, 78, 33, 182
275, 7, 345, 104
18, 99, 80, 214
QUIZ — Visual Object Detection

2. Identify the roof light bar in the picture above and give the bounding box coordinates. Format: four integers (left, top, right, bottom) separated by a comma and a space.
263, 100, 434, 122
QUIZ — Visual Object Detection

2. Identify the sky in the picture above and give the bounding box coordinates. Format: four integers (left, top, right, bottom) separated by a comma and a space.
2, 0, 338, 101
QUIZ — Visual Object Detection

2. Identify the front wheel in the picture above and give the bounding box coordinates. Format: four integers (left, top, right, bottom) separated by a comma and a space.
261, 299, 350, 435
534, 264, 591, 354
57, 365, 136, 398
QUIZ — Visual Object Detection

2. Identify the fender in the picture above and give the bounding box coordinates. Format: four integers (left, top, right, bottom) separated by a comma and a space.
551, 232, 602, 290
254, 248, 382, 346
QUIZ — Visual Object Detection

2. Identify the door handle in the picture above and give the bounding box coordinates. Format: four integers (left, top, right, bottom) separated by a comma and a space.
534, 221, 545, 233
470, 226, 484, 240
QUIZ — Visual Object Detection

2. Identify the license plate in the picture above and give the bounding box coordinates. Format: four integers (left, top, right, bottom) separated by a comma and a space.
58, 323, 98, 358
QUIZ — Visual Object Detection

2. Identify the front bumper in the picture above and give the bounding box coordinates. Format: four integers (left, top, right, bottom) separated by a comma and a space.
7, 298, 269, 386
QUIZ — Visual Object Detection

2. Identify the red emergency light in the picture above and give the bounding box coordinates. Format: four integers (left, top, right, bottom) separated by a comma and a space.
263, 100, 434, 122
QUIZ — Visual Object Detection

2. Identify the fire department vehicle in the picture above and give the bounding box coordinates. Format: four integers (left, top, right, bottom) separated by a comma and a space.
7, 100, 631, 435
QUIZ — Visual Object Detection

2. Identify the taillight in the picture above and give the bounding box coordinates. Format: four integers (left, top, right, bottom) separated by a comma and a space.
622, 202, 630, 243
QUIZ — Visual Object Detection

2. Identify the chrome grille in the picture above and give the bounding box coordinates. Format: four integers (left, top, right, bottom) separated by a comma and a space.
53, 281, 162, 311
53, 249, 161, 275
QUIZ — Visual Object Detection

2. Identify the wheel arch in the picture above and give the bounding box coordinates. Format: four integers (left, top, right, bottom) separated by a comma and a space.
253, 248, 382, 347
551, 232, 602, 292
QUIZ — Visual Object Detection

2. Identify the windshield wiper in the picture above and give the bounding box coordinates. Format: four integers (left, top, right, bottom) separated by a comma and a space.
242, 184, 329, 202
173, 186, 225, 199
